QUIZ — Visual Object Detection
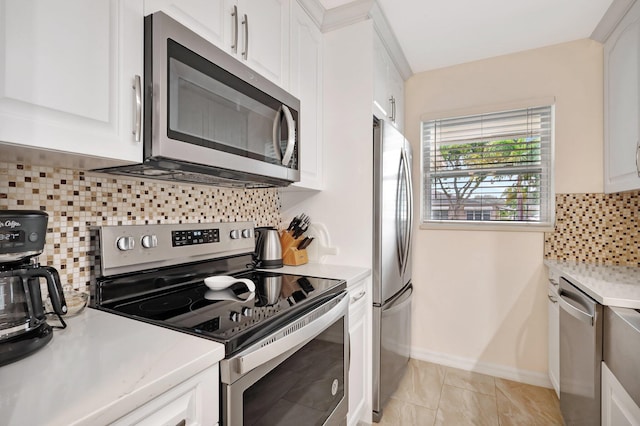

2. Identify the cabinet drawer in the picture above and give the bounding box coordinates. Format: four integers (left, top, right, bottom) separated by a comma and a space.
111, 364, 218, 426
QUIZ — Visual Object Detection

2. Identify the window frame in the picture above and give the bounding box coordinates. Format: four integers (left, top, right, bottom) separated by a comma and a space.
419, 103, 555, 232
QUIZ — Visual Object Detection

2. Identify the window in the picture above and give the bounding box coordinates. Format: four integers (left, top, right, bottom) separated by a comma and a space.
421, 105, 554, 228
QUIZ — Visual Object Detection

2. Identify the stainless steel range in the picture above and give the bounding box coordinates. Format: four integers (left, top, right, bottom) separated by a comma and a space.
90, 222, 349, 425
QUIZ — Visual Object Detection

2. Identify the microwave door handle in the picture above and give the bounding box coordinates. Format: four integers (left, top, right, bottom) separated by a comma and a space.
272, 106, 283, 162
281, 104, 296, 166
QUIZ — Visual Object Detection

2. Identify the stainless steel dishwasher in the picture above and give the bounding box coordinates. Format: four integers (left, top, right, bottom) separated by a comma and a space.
558, 277, 603, 426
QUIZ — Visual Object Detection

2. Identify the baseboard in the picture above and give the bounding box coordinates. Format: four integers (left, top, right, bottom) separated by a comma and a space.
410, 347, 553, 389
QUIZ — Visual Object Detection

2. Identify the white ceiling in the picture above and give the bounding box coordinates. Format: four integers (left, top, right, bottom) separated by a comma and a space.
319, 0, 614, 73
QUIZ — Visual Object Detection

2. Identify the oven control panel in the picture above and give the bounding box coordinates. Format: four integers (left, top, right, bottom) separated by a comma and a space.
95, 221, 255, 276
171, 228, 220, 247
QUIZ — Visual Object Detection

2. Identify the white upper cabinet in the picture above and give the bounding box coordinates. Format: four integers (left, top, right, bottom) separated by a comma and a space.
604, 0, 640, 193
373, 32, 404, 132
239, 0, 290, 88
0, 0, 144, 166
288, 1, 323, 190
144, 0, 228, 48
145, 0, 289, 88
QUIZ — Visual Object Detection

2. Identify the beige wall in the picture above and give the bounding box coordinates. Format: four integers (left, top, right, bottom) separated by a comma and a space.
405, 39, 604, 383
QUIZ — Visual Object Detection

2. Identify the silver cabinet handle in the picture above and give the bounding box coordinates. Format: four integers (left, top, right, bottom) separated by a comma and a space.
548, 294, 557, 303
549, 278, 558, 287
350, 291, 366, 303
393, 96, 397, 122
132, 75, 141, 142
231, 5, 238, 54
389, 96, 395, 121
242, 14, 248, 60
559, 294, 594, 326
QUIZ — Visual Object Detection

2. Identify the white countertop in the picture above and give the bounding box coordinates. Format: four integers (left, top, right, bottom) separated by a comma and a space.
0, 308, 225, 426
545, 260, 640, 308
262, 262, 371, 285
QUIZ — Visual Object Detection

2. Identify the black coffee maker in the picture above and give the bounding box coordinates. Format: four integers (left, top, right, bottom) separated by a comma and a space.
0, 210, 67, 366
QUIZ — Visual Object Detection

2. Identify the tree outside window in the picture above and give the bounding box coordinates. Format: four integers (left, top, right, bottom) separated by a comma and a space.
421, 106, 554, 228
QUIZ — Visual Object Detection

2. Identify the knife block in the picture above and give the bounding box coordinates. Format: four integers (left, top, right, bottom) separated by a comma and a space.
279, 230, 309, 266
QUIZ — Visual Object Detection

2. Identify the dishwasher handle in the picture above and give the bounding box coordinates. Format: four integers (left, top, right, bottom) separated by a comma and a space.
559, 292, 594, 326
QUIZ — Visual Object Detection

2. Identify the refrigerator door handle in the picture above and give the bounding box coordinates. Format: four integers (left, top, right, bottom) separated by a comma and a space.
401, 146, 413, 277
395, 155, 405, 272
384, 283, 413, 313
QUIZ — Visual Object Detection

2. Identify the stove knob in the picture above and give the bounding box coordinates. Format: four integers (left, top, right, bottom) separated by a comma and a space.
141, 234, 158, 248
116, 236, 135, 251
242, 307, 253, 317
230, 229, 240, 239
241, 229, 253, 238
229, 311, 241, 322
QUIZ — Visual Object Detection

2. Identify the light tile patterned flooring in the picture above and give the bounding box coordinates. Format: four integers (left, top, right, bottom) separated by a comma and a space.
378, 359, 563, 425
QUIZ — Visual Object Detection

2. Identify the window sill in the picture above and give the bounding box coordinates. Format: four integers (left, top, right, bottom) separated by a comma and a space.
419, 220, 555, 233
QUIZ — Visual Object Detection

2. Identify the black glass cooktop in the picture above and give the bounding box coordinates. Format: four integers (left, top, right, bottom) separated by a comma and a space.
101, 270, 345, 355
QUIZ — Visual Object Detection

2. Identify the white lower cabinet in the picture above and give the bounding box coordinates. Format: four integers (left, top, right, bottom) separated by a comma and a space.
602, 362, 640, 426
0, 0, 144, 167
547, 269, 560, 397
111, 364, 219, 426
347, 276, 372, 426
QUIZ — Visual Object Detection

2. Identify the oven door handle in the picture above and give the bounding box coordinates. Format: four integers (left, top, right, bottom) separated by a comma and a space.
233, 293, 348, 375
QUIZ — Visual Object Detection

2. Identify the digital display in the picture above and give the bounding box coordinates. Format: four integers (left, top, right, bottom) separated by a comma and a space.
0, 231, 24, 244
171, 228, 219, 247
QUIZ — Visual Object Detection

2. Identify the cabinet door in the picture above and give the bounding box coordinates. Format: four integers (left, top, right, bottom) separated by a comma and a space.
348, 277, 371, 426
602, 363, 640, 426
288, 1, 323, 190
144, 0, 230, 49
547, 282, 560, 397
388, 62, 404, 132
604, 2, 640, 193
373, 32, 404, 131
0, 0, 143, 165
111, 364, 219, 425
373, 33, 392, 121
239, 0, 289, 88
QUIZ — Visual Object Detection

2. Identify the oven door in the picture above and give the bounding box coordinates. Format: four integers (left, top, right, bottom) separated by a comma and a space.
220, 292, 349, 426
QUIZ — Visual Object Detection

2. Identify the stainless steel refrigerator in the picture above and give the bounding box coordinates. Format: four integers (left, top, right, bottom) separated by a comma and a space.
372, 118, 414, 422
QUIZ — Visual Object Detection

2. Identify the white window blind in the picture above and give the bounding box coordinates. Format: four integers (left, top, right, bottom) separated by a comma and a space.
421, 106, 554, 228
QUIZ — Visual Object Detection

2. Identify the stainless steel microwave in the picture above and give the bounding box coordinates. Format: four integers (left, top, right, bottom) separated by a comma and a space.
96, 11, 300, 187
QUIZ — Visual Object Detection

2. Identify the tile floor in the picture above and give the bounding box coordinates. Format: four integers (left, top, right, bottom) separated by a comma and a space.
378, 359, 563, 425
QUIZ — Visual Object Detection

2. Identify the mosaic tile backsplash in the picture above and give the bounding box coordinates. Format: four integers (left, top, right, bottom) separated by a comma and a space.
545, 191, 640, 266
0, 162, 281, 290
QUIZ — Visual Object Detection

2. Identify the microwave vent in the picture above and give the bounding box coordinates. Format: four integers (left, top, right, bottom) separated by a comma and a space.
93, 158, 289, 189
